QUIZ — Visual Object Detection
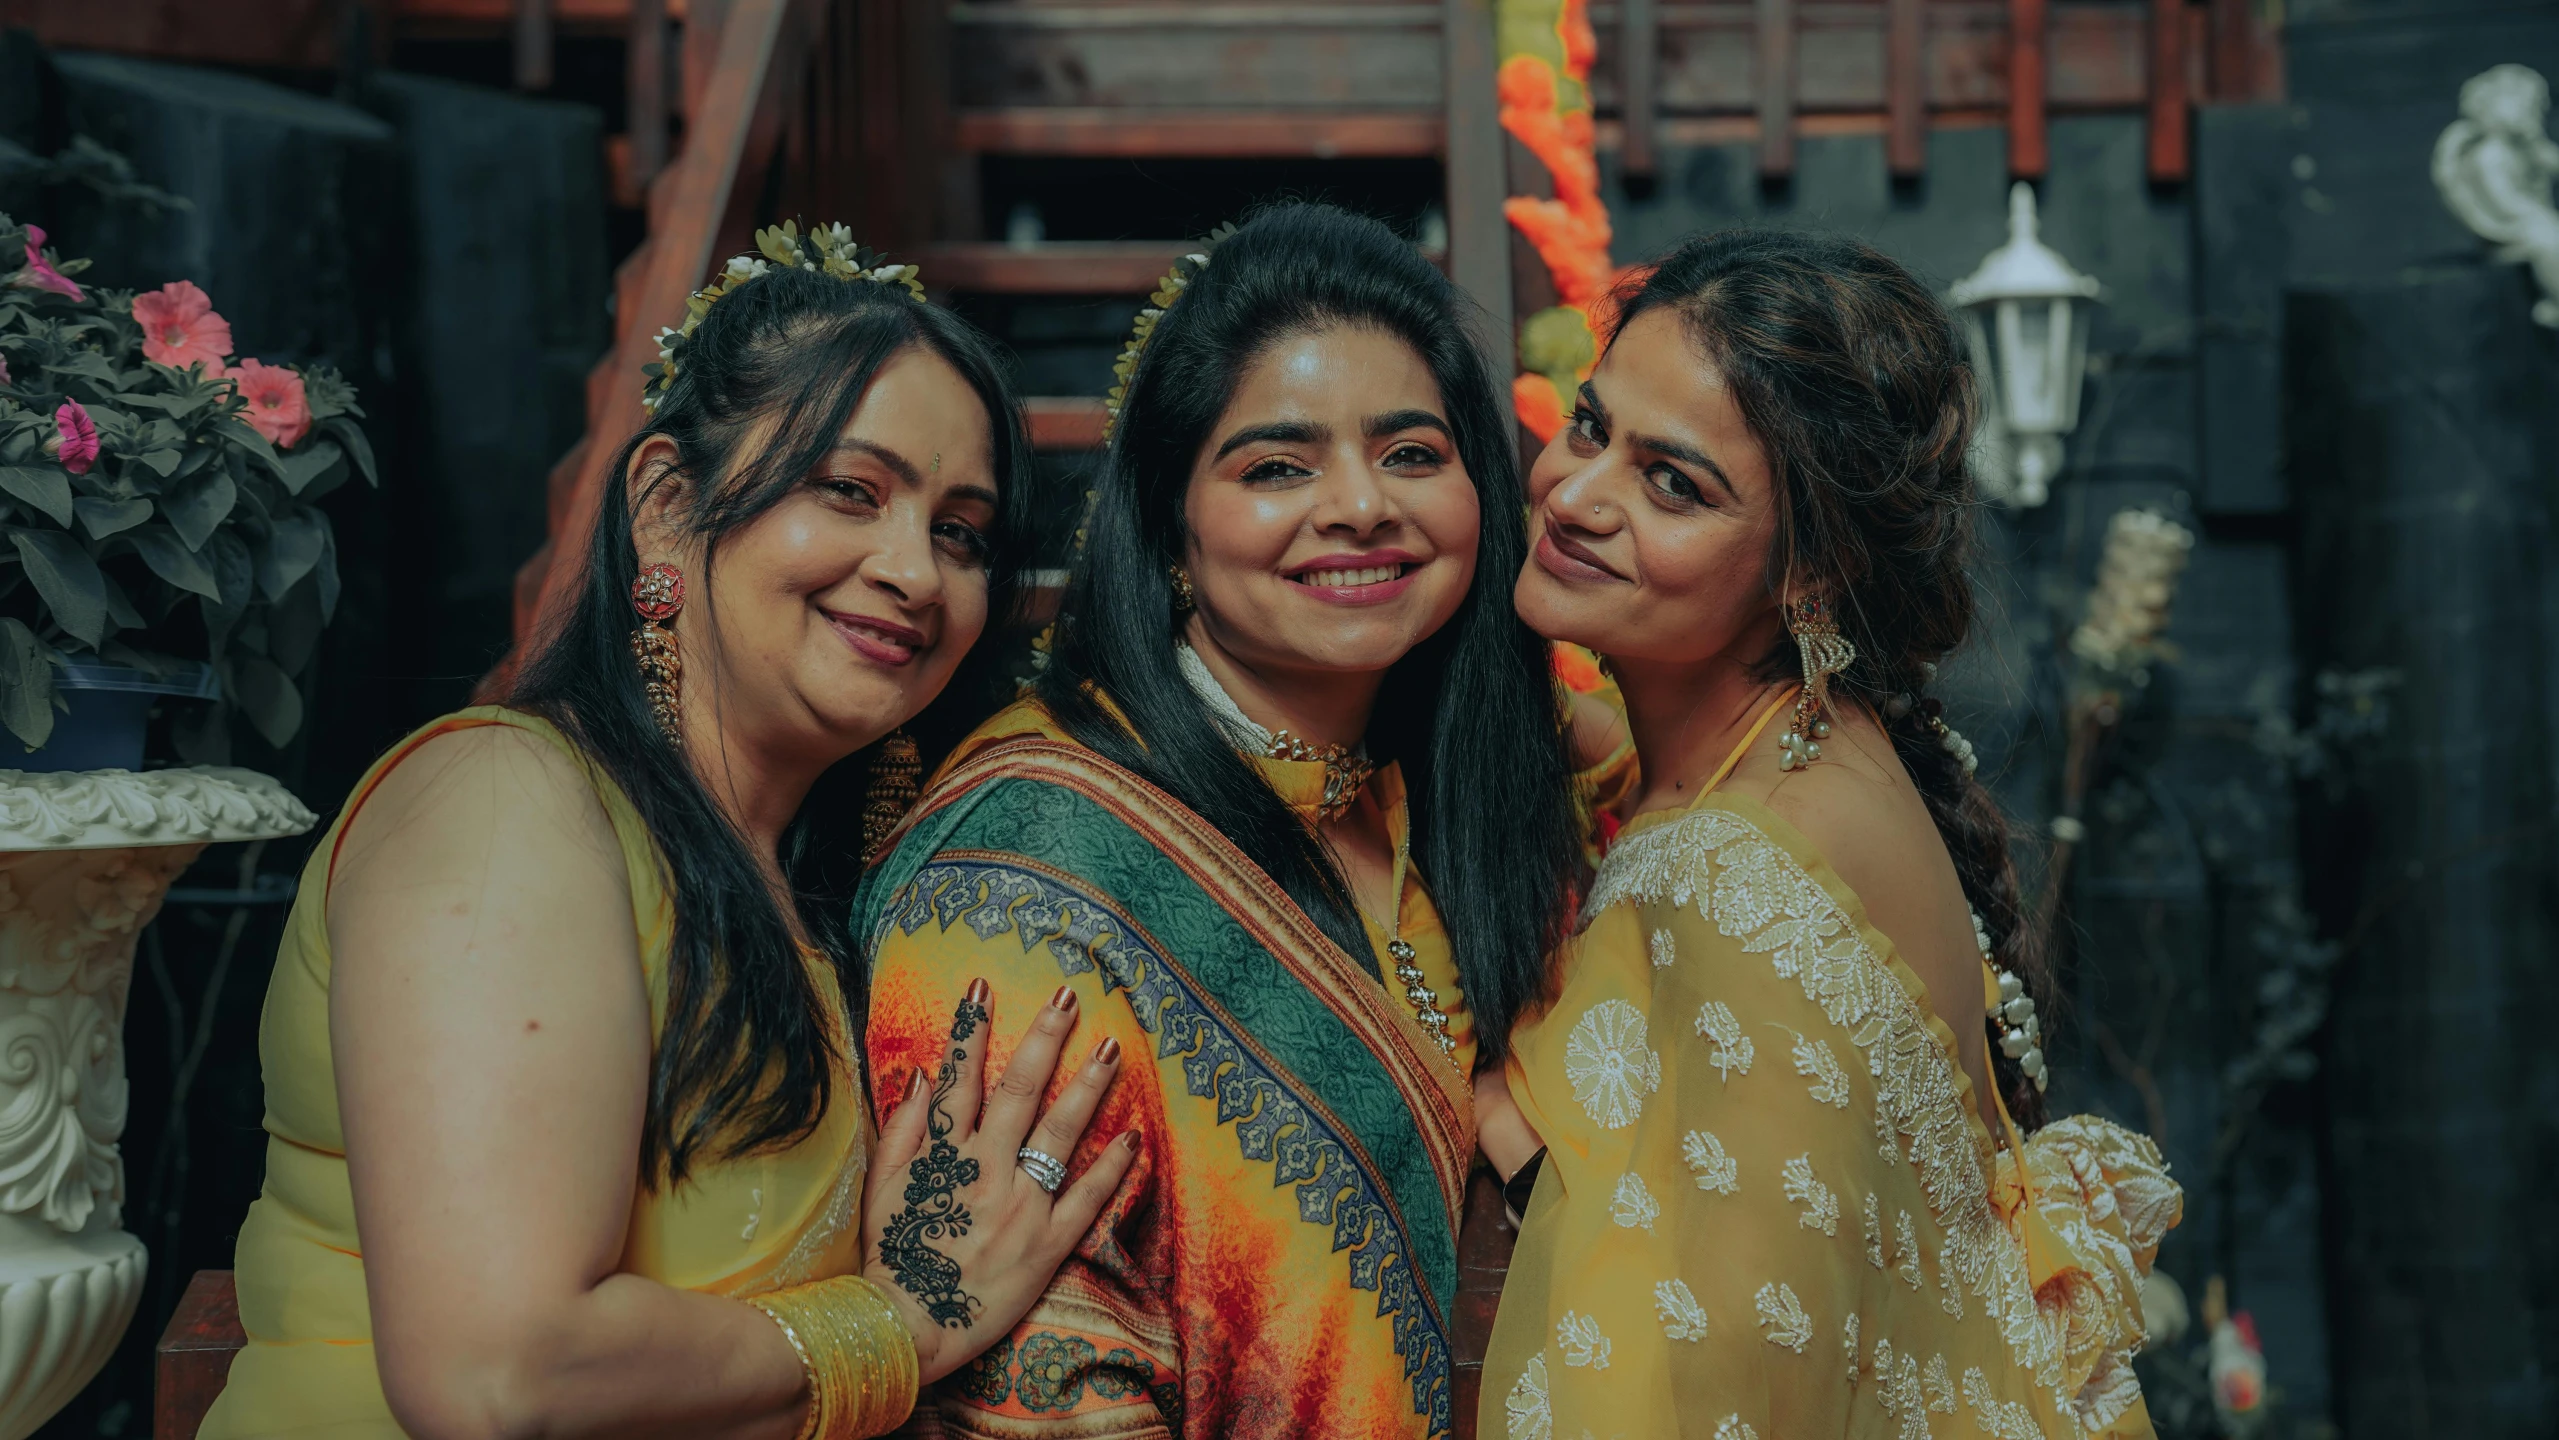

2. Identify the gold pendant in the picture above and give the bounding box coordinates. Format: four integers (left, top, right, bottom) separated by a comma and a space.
1387, 937, 1459, 1067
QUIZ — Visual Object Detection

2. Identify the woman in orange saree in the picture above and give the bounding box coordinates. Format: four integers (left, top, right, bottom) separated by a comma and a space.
855, 204, 1584, 1439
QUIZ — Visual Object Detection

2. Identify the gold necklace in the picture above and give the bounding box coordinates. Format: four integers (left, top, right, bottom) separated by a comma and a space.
1377, 826, 1459, 1069
1265, 729, 1375, 823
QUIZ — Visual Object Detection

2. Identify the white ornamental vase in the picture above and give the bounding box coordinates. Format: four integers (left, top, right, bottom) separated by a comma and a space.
0, 768, 315, 1440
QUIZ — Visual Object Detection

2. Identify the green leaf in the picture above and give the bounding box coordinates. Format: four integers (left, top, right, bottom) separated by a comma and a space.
0, 616, 54, 757
315, 524, 339, 621
222, 418, 287, 482
161, 464, 235, 550
257, 510, 326, 599
74, 494, 150, 538
276, 438, 343, 496
43, 351, 119, 386
134, 447, 181, 477
0, 464, 72, 527
129, 525, 220, 599
230, 650, 304, 748
0, 616, 55, 750
270, 572, 324, 673
116, 392, 199, 416
324, 416, 377, 487
9, 526, 107, 645
100, 569, 143, 629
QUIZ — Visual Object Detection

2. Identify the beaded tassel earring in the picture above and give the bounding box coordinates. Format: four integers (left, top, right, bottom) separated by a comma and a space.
630, 562, 685, 744
861, 731, 923, 863
1777, 594, 1857, 771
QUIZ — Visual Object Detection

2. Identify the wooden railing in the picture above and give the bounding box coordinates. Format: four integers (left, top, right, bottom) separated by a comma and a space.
506, 0, 821, 644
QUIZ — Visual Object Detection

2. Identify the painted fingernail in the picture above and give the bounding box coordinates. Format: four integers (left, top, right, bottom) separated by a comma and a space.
1122, 1128, 1143, 1151
964, 977, 990, 1006
1095, 1036, 1121, 1066
1050, 984, 1077, 1012
906, 1069, 928, 1103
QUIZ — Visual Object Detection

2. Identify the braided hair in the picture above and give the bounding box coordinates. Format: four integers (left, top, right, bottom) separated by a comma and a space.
1612, 228, 2051, 1126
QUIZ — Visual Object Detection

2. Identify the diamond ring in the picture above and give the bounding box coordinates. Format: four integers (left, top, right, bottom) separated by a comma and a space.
1017, 1146, 1068, 1194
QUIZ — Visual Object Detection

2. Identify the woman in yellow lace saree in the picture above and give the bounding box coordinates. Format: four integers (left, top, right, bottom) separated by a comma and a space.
1480, 230, 2182, 1440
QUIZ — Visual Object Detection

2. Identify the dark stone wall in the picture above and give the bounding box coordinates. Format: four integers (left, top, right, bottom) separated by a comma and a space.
360, 72, 608, 709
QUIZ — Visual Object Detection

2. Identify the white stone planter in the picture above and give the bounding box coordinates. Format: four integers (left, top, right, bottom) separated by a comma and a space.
0, 768, 315, 1440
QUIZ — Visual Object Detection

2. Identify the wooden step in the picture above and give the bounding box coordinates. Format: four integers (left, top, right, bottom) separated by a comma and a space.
1025, 396, 1109, 451
923, 242, 1196, 294
957, 108, 1441, 158
924, 240, 1446, 294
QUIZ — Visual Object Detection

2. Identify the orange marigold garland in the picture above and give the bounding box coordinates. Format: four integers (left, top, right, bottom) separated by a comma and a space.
1497, 0, 1623, 442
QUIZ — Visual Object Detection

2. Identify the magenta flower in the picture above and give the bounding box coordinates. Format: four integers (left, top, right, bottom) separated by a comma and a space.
49, 400, 98, 476
132, 281, 233, 372
0, 354, 10, 387
11, 226, 84, 301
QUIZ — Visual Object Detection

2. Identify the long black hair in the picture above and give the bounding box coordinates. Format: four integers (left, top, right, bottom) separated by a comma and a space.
511, 262, 1033, 1184
1612, 228, 2051, 1125
1037, 203, 1580, 1063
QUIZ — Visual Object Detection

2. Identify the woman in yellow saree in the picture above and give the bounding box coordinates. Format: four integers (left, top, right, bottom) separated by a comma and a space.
857, 205, 1584, 1439
1479, 230, 2182, 1439
204, 235, 1135, 1440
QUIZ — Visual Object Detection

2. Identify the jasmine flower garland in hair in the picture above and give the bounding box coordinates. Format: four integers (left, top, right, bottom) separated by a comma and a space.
641, 221, 925, 412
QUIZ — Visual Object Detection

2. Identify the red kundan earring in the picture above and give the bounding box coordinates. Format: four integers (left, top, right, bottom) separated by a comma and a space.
631, 562, 685, 743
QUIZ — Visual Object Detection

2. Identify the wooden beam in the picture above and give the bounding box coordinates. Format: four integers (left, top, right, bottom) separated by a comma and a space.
1620, 0, 1659, 180
154, 1271, 242, 1440
2146, 0, 2186, 182
1596, 108, 2003, 149
522, 0, 804, 633
1444, 0, 1515, 383
628, 0, 669, 188
954, 109, 1443, 159
1756, 0, 1794, 178
512, 0, 553, 88
1026, 397, 1109, 451
1885, 0, 1924, 177
923, 242, 1199, 294
2009, 0, 2047, 178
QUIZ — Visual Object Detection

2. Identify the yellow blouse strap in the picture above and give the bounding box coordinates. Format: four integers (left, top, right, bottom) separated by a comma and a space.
1698, 686, 1800, 797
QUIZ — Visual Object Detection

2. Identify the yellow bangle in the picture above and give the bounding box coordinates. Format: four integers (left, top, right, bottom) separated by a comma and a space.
749, 1275, 921, 1440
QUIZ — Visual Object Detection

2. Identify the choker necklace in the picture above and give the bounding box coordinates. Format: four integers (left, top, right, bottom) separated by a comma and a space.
1176, 643, 1374, 823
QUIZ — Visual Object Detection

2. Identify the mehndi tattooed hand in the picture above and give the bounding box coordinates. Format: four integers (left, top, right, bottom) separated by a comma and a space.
860, 978, 1142, 1385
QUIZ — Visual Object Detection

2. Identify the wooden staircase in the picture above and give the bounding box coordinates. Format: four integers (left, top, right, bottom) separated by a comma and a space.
493, 0, 2280, 648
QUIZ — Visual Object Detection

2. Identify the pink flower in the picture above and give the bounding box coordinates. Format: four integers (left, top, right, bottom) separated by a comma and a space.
227, 358, 310, 449
11, 225, 84, 301
132, 281, 233, 372
0, 354, 10, 387
47, 400, 98, 476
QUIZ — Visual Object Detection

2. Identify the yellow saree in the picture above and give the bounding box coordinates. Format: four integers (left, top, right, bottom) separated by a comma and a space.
859, 701, 1476, 1439
1485, 779, 2182, 1440
203, 708, 873, 1439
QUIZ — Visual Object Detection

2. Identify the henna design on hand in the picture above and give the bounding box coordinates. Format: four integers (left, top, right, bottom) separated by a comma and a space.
879, 993, 988, 1328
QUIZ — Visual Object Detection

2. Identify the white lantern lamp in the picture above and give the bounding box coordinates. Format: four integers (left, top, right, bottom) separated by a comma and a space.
1951, 182, 2104, 507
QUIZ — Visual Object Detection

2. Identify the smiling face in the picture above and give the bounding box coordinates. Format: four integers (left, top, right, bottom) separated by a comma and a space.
636, 343, 999, 769
1514, 307, 1787, 669
1179, 324, 1481, 688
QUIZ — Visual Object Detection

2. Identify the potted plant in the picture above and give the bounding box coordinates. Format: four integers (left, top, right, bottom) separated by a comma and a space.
0, 213, 374, 769
0, 213, 340, 1436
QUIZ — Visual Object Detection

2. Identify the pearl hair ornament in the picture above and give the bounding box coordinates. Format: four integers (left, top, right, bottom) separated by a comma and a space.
1973, 908, 2048, 1094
